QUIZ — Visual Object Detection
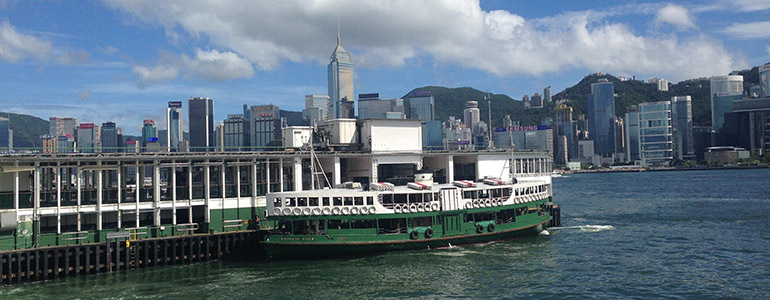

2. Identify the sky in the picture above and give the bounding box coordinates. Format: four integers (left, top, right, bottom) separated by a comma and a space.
1, 0, 769, 135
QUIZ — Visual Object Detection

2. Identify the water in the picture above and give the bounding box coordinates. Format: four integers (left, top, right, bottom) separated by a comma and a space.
4, 168, 769, 299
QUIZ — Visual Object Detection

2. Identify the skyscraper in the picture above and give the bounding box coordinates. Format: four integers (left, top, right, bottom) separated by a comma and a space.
141, 119, 157, 150
554, 104, 576, 160
587, 78, 617, 157
358, 93, 405, 119
638, 101, 673, 166
407, 91, 435, 121
101, 122, 118, 152
671, 96, 694, 159
624, 106, 640, 162
530, 93, 543, 108
77, 123, 96, 153
328, 31, 354, 119
223, 114, 247, 151
544, 86, 552, 103
49, 117, 76, 137
302, 95, 330, 126
166, 101, 183, 152
710, 75, 743, 134
189, 97, 214, 151
463, 101, 480, 133
249, 104, 281, 150
760, 63, 770, 97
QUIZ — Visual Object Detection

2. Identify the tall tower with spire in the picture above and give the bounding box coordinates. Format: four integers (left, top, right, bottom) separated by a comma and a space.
328, 23, 355, 119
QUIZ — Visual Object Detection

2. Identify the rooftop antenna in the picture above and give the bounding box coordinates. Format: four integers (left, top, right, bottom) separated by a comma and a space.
337, 18, 341, 45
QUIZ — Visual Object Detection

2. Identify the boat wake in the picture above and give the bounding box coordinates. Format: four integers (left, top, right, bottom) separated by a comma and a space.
549, 225, 615, 232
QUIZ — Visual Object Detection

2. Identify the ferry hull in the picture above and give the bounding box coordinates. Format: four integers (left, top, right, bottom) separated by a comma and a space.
261, 220, 548, 259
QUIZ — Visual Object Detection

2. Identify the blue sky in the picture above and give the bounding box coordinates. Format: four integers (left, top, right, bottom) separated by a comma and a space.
1, 0, 769, 135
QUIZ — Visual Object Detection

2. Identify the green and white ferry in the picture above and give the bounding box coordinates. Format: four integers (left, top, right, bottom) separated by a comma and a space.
262, 175, 553, 258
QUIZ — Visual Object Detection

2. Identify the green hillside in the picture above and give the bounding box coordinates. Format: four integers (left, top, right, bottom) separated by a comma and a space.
403, 86, 556, 128
1, 112, 49, 148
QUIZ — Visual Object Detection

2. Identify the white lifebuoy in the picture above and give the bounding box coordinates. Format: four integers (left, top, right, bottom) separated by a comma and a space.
431, 203, 440, 211
351, 207, 360, 215
312, 208, 321, 215
282, 208, 292, 215
322, 207, 331, 215
341, 207, 351, 215
332, 207, 341, 215
485, 199, 492, 207
497, 199, 504, 206
272, 208, 282, 216
465, 202, 472, 209
417, 203, 425, 212
473, 200, 480, 208
394, 204, 402, 214
303, 207, 312, 215
368, 206, 376, 214
409, 203, 417, 213
293, 208, 302, 216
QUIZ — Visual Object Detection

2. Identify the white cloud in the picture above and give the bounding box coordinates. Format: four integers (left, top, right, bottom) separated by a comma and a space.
0, 21, 52, 63
731, 0, 770, 12
58, 50, 91, 65
105, 0, 738, 82
723, 21, 770, 39
184, 48, 254, 82
653, 4, 696, 30
132, 64, 180, 86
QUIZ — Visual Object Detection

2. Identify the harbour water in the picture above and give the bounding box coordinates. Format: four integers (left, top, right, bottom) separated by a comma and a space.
4, 168, 769, 299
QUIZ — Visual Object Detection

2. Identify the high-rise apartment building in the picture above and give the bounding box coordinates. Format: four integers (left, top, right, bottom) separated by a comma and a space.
544, 86, 552, 103
166, 101, 183, 152
648, 78, 669, 91
710, 75, 743, 133
189, 97, 214, 151
0, 116, 9, 149
141, 119, 158, 150
587, 79, 617, 156
530, 93, 543, 108
408, 91, 435, 122
101, 122, 118, 152
554, 104, 576, 160
671, 96, 694, 159
328, 33, 354, 119
639, 101, 673, 166
223, 114, 247, 151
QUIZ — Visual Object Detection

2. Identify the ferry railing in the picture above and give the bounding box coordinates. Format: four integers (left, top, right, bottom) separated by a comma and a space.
223, 219, 244, 229
175, 223, 199, 232
125, 227, 149, 241
60, 231, 89, 241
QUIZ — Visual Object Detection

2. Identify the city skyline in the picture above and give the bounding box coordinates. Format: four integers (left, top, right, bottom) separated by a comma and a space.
1, 1, 769, 135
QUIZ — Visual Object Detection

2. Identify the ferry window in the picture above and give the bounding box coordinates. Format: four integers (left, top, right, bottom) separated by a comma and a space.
409, 193, 421, 203
492, 189, 502, 198
328, 219, 349, 229
286, 197, 296, 206
381, 194, 393, 205
366, 196, 374, 205
333, 197, 342, 206
464, 190, 477, 199
309, 197, 319, 206
322, 197, 330, 206
354, 197, 364, 206
351, 219, 375, 229
273, 197, 282, 207
424, 193, 433, 202
378, 218, 406, 234
479, 189, 489, 199
394, 194, 407, 204
503, 188, 511, 197
344, 197, 353, 206
298, 197, 308, 206
409, 216, 432, 227
464, 214, 474, 223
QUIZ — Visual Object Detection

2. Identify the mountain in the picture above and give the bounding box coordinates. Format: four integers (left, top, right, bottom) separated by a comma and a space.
0, 112, 49, 148
402, 86, 556, 128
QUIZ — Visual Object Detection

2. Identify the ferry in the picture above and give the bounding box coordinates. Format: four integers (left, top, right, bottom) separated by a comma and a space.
262, 175, 554, 258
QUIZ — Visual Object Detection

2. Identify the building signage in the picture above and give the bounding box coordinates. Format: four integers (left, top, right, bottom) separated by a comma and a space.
79, 123, 95, 129
168, 101, 182, 108
496, 125, 549, 132
259, 113, 274, 118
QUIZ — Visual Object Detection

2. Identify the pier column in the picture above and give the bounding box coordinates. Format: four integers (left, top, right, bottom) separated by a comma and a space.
266, 159, 270, 194
33, 164, 40, 228
251, 160, 257, 208
279, 159, 284, 192
77, 163, 82, 231
96, 161, 103, 231
187, 162, 193, 222
135, 161, 140, 228
333, 157, 341, 186
56, 163, 61, 234
171, 161, 176, 225
446, 155, 454, 183
204, 162, 210, 223
116, 162, 121, 228
153, 162, 160, 227
293, 157, 302, 192
13, 161, 18, 213
371, 158, 378, 184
